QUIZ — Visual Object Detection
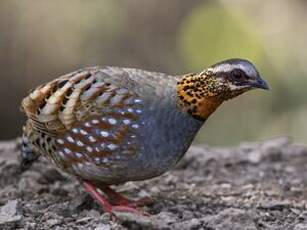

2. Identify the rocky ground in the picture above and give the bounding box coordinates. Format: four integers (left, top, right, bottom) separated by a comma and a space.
1, 137, 307, 230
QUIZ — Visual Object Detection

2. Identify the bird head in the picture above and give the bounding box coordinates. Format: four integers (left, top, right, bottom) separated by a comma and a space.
177, 58, 269, 120
205, 58, 269, 96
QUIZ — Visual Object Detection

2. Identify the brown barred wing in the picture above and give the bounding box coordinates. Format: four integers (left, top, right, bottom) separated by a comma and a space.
21, 67, 145, 177
22, 67, 105, 133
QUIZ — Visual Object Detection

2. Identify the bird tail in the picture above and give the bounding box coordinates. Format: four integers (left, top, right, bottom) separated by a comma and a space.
19, 127, 40, 173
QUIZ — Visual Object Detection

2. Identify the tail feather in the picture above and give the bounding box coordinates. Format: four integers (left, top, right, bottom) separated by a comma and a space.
19, 128, 40, 173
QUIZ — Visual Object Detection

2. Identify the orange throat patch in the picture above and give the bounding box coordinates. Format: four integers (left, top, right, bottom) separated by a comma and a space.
176, 73, 225, 120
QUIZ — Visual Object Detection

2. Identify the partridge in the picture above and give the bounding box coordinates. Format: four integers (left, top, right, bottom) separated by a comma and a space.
20, 59, 269, 215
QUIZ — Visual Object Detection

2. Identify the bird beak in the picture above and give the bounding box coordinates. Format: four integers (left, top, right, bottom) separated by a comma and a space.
251, 78, 270, 90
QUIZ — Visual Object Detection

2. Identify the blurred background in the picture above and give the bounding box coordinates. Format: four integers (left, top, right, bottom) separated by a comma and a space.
0, 0, 306, 146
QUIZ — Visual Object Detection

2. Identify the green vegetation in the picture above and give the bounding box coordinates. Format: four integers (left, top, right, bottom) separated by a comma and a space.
179, 4, 264, 70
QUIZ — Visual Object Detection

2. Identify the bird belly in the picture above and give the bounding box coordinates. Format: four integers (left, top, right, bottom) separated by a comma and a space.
49, 117, 197, 185
63, 142, 192, 185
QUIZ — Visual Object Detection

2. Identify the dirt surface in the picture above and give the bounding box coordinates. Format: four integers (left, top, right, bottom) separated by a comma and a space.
1, 137, 307, 230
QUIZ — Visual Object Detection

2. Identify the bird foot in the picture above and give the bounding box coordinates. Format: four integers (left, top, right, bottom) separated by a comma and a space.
82, 180, 150, 219
111, 196, 153, 208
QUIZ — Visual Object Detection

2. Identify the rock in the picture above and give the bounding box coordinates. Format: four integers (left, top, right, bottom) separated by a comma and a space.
46, 219, 60, 227
95, 224, 111, 230
0, 200, 22, 227
202, 208, 257, 230
54, 227, 65, 230
153, 211, 178, 225
116, 211, 178, 229
258, 200, 291, 210
173, 218, 201, 229
247, 150, 262, 164
116, 212, 153, 229
294, 223, 307, 230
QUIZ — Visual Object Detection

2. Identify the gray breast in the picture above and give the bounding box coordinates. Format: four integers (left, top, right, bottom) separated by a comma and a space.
113, 68, 204, 181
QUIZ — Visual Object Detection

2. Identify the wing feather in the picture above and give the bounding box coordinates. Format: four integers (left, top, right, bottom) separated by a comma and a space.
21, 67, 139, 135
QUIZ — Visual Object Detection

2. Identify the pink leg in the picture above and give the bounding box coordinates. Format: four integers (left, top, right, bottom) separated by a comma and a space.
99, 185, 153, 207
82, 180, 149, 216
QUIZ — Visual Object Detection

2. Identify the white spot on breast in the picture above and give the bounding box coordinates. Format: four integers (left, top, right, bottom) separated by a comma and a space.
100, 131, 109, 137
92, 119, 99, 124
86, 146, 93, 152
132, 124, 139, 129
85, 122, 91, 127
88, 136, 97, 143
57, 139, 64, 145
75, 152, 83, 158
102, 158, 109, 163
108, 118, 117, 125
123, 119, 130, 125
77, 141, 84, 147
94, 157, 101, 163
134, 99, 142, 103
67, 136, 75, 143
72, 128, 79, 134
64, 148, 71, 154
80, 129, 88, 135
95, 147, 100, 152
107, 143, 118, 150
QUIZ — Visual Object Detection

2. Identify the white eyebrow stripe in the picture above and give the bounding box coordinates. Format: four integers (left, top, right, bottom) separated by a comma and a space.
213, 63, 257, 77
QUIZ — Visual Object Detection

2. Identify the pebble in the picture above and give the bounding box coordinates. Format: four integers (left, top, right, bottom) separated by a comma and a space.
46, 219, 59, 227
95, 224, 111, 230
294, 223, 307, 230
0, 200, 22, 226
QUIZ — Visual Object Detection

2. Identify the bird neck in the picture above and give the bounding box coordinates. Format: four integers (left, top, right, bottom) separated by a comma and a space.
176, 73, 226, 120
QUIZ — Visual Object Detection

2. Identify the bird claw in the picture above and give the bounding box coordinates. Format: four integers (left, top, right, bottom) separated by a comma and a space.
111, 196, 153, 208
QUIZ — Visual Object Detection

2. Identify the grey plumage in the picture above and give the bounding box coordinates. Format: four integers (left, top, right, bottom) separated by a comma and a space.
21, 67, 203, 185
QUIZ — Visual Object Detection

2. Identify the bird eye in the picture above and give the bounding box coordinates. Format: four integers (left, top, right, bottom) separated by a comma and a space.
231, 69, 245, 80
